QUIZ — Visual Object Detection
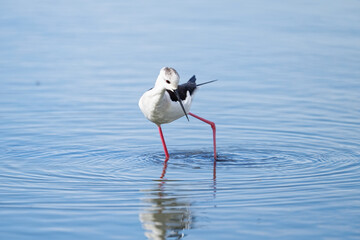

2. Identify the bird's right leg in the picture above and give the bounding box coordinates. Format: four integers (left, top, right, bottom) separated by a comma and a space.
188, 112, 217, 160
158, 125, 170, 161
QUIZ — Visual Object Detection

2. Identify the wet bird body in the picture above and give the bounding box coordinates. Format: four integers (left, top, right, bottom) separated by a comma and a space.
139, 73, 197, 125
139, 67, 217, 161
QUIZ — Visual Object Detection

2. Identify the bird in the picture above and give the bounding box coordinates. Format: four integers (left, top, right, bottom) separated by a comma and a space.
138, 67, 217, 161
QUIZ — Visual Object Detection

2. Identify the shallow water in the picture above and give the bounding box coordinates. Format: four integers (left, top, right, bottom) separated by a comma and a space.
1, 0, 360, 239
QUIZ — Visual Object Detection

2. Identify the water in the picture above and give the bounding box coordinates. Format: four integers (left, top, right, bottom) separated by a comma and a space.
1, 0, 360, 239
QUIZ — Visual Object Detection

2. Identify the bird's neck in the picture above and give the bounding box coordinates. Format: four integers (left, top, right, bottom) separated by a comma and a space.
153, 80, 166, 93
149, 84, 166, 101
154, 76, 164, 88
148, 78, 167, 104
151, 85, 166, 96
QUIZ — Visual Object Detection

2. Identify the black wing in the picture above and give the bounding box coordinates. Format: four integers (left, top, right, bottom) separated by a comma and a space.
167, 75, 197, 102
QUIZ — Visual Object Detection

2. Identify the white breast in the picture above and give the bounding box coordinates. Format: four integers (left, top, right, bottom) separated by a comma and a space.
139, 89, 194, 125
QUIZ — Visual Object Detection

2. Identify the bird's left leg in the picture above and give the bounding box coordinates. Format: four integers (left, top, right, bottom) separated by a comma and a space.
188, 112, 217, 160
158, 125, 170, 161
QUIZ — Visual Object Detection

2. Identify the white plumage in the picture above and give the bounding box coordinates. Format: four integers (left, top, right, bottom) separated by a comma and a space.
138, 67, 217, 162
139, 67, 194, 125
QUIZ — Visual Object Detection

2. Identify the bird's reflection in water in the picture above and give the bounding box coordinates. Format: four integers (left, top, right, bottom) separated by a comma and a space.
139, 179, 193, 240
161, 160, 217, 199
140, 159, 217, 239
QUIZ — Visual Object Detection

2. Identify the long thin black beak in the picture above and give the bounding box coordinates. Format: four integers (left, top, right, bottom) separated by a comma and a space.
174, 90, 189, 121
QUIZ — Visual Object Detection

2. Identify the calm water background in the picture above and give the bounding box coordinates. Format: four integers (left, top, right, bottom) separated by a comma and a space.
1, 0, 360, 239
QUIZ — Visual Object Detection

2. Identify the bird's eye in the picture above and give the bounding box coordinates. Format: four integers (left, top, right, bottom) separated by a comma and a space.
166, 80, 171, 84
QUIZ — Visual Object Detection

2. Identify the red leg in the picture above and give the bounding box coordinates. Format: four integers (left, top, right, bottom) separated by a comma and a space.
188, 112, 217, 160
158, 125, 169, 161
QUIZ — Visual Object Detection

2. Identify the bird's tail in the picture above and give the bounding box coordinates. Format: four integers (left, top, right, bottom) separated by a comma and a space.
188, 75, 196, 83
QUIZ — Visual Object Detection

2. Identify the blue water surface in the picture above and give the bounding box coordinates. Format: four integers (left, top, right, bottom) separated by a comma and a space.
1, 0, 360, 239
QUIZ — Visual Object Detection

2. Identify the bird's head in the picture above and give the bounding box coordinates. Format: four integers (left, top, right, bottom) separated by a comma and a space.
156, 67, 180, 91
155, 67, 189, 121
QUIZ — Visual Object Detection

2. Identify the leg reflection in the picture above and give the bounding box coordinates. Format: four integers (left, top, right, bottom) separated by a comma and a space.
160, 160, 168, 179
213, 159, 217, 199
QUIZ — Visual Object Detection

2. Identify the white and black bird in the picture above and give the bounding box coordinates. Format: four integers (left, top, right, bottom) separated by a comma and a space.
139, 67, 217, 161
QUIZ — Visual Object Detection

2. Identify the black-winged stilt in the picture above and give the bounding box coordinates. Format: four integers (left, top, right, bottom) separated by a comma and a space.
139, 67, 217, 161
